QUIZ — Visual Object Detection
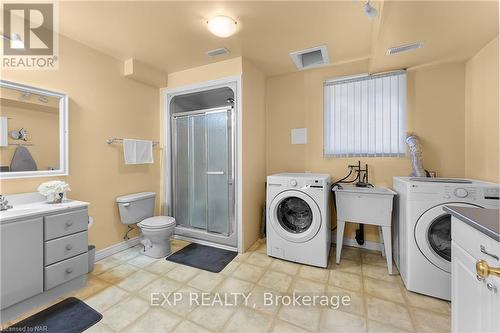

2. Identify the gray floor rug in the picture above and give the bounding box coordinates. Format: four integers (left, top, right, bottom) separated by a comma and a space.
166, 243, 238, 273
2, 297, 102, 333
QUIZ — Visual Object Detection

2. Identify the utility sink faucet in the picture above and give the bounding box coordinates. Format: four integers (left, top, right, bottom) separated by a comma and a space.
0, 195, 13, 211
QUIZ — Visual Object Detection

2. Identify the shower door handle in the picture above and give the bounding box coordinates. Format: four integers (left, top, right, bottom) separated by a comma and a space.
206, 171, 225, 175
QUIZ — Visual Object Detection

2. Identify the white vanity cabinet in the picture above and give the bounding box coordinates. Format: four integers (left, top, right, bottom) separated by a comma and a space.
451, 214, 500, 333
0, 199, 90, 324
1, 217, 44, 309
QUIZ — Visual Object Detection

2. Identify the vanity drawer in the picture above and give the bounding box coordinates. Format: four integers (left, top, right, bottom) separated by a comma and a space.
44, 252, 88, 290
452, 217, 499, 265
44, 209, 88, 240
45, 231, 88, 265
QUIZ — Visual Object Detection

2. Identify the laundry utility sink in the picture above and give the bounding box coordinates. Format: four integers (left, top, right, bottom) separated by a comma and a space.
332, 184, 397, 274
332, 185, 396, 226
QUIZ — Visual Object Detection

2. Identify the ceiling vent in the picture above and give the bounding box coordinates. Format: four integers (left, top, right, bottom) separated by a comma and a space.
207, 47, 230, 57
290, 45, 330, 70
387, 42, 424, 55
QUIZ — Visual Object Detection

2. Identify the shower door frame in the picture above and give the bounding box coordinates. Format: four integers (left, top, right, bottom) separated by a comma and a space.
163, 76, 242, 252
171, 106, 236, 246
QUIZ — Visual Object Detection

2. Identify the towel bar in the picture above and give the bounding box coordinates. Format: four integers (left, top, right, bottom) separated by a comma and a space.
106, 138, 160, 146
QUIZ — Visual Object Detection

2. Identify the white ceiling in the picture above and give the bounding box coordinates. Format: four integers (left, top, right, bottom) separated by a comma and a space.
54, 1, 499, 76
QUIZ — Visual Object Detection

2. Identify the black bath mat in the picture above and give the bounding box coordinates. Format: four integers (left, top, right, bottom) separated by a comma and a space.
2, 297, 102, 333
167, 243, 237, 273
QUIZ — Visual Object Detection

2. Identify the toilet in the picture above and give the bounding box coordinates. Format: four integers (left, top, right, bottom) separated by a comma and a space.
116, 192, 176, 258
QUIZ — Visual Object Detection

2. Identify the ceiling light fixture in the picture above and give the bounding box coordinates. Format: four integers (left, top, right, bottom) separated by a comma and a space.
207, 15, 238, 38
363, 1, 378, 20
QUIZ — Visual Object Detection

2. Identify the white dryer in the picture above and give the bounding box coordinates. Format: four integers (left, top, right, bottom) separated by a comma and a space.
393, 177, 499, 300
266, 173, 331, 268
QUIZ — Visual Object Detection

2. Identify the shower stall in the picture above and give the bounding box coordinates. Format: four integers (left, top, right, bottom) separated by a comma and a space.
166, 83, 238, 249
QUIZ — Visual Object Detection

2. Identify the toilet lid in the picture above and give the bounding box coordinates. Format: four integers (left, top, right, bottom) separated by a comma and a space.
139, 216, 176, 229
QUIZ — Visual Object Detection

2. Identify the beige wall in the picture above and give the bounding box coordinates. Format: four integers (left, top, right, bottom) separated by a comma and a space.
165, 57, 266, 250
242, 59, 266, 249
0, 35, 161, 251
465, 36, 500, 183
266, 60, 466, 242
1, 100, 59, 171
167, 58, 242, 89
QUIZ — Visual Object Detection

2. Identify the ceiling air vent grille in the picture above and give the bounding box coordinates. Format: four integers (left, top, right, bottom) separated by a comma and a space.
207, 47, 230, 57
290, 45, 330, 70
387, 42, 424, 55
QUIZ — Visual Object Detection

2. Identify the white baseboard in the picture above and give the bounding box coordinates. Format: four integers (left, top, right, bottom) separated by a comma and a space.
331, 236, 384, 253
95, 236, 141, 261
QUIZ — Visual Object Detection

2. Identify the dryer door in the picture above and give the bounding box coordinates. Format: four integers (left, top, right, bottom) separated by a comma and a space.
269, 190, 322, 243
414, 202, 482, 273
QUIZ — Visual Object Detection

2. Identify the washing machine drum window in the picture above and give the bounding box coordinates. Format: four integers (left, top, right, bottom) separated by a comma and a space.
277, 197, 313, 233
427, 215, 451, 262
415, 202, 481, 273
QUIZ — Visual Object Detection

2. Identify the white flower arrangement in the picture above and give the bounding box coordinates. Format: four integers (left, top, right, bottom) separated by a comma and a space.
38, 181, 71, 203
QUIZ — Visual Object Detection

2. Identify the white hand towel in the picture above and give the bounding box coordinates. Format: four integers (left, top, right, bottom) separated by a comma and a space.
0, 116, 8, 147
123, 139, 153, 164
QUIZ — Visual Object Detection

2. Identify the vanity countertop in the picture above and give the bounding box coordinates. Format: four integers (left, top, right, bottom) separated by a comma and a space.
0, 192, 89, 223
444, 205, 499, 241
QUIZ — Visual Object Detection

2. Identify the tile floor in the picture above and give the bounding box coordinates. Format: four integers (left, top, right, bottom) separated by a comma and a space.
3, 239, 451, 333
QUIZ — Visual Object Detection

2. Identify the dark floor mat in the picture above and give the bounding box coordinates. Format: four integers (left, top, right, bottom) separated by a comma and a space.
166, 243, 237, 273
2, 297, 102, 333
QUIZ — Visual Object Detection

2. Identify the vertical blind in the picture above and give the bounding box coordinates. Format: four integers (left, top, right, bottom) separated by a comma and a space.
324, 70, 407, 157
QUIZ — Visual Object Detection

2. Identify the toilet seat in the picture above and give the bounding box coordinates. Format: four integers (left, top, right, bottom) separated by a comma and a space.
139, 216, 176, 229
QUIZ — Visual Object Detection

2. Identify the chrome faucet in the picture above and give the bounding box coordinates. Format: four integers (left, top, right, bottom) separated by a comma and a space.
0, 195, 13, 211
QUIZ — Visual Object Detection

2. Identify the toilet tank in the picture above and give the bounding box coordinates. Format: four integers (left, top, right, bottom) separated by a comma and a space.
116, 192, 156, 225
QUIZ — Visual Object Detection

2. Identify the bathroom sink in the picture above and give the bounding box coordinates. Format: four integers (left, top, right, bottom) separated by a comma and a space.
0, 207, 42, 220
0, 192, 89, 222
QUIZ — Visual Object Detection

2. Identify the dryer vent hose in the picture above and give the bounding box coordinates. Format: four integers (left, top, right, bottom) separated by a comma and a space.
406, 135, 427, 177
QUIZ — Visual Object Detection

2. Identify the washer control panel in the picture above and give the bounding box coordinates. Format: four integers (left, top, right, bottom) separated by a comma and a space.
287, 178, 328, 189
483, 187, 500, 200
442, 186, 499, 201
444, 186, 477, 200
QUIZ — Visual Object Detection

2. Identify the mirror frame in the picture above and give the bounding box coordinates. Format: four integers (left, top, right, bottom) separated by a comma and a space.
0, 80, 69, 179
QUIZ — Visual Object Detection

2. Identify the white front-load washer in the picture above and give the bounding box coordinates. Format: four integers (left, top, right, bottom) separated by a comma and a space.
393, 177, 499, 300
266, 173, 331, 268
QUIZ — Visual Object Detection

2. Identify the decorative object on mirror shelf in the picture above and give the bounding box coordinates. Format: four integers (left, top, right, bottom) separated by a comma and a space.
37, 180, 71, 204
9, 128, 31, 141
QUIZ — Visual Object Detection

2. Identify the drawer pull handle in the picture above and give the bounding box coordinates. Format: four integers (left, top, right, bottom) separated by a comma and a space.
65, 268, 73, 274
66, 244, 73, 251
480, 245, 499, 260
486, 283, 498, 293
476, 260, 500, 278
65, 221, 73, 227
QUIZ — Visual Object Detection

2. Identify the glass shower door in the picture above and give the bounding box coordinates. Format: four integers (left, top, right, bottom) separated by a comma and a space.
206, 111, 229, 235
173, 107, 233, 238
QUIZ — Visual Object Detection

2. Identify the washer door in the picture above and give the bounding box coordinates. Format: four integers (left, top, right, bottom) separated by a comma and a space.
269, 190, 321, 243
414, 202, 481, 273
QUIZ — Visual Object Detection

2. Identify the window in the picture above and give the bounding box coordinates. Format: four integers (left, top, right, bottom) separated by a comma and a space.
323, 70, 407, 157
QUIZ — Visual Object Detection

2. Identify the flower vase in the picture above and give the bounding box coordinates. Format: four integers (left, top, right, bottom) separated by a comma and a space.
47, 192, 64, 204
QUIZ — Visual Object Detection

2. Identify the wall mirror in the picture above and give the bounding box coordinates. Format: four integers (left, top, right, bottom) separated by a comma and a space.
0, 80, 68, 179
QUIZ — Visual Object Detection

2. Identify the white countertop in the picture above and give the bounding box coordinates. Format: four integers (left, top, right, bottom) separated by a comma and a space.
0, 192, 89, 223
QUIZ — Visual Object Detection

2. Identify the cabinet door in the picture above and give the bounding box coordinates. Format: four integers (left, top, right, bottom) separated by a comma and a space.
483, 275, 500, 332
452, 241, 483, 333
1, 217, 44, 309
